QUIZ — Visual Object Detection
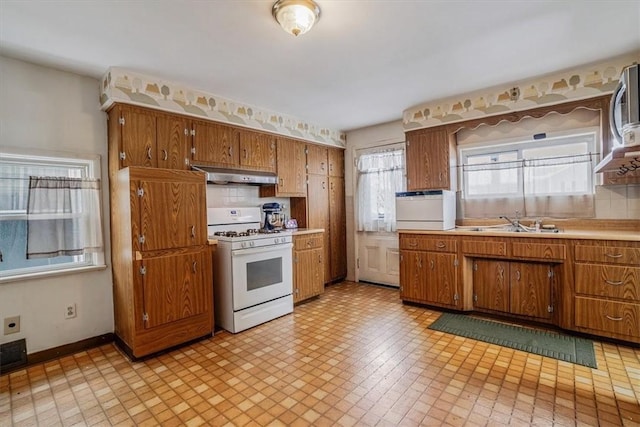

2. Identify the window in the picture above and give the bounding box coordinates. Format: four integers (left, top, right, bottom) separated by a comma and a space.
0, 149, 105, 281
459, 130, 598, 218
356, 146, 406, 232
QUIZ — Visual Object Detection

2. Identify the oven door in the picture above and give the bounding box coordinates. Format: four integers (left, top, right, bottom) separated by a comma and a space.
231, 243, 293, 311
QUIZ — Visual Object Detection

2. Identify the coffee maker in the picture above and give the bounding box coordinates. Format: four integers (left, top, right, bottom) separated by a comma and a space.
262, 202, 283, 230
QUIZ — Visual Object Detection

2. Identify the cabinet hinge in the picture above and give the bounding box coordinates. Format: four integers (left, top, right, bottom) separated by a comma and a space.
473, 262, 478, 271
139, 265, 146, 275
184, 128, 189, 136
138, 235, 146, 245
548, 268, 554, 278
119, 152, 126, 160
142, 313, 149, 322
473, 294, 478, 302
119, 117, 125, 126
454, 293, 459, 302
305, 148, 308, 154
137, 188, 144, 197
191, 147, 196, 155
547, 305, 553, 313
454, 258, 459, 267
356, 258, 360, 268
190, 129, 196, 136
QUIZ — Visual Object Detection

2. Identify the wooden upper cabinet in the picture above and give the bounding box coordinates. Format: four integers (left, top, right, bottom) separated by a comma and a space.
328, 148, 344, 177
238, 129, 276, 172
191, 120, 239, 167
156, 114, 189, 170
116, 105, 157, 168
275, 138, 307, 196
307, 144, 328, 175
405, 127, 450, 191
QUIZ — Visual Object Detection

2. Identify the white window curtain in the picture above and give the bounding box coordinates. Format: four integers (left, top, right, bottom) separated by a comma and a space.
26, 176, 103, 259
462, 153, 596, 218
356, 148, 405, 232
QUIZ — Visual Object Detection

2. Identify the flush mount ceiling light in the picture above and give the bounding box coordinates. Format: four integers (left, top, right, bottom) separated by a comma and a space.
272, 0, 321, 37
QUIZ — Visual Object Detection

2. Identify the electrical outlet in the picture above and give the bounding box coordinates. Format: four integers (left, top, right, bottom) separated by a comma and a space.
3, 316, 20, 335
65, 304, 77, 319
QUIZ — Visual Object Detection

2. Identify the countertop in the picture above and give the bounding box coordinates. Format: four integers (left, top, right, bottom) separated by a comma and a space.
290, 228, 325, 236
399, 227, 640, 242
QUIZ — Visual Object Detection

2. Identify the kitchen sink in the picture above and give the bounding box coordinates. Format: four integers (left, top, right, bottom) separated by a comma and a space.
467, 226, 560, 233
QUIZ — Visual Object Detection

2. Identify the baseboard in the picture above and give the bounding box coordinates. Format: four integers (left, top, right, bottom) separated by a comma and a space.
1, 333, 114, 376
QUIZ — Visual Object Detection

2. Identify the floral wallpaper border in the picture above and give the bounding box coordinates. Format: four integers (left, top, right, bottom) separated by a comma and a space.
100, 67, 346, 147
403, 52, 639, 131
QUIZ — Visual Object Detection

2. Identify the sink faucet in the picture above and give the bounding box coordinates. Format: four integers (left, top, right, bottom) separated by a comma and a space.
500, 211, 524, 231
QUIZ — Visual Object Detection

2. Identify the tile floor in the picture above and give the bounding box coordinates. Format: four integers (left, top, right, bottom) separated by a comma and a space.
1, 281, 640, 426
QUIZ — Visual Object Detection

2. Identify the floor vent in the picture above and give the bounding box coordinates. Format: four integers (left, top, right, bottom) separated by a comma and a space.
1, 338, 27, 372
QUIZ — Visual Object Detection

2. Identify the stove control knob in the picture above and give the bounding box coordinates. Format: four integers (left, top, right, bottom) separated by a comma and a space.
241, 242, 247, 248
250, 241, 255, 247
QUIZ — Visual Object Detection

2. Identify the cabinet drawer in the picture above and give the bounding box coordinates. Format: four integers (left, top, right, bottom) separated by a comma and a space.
574, 296, 640, 339
575, 264, 640, 301
294, 234, 323, 250
400, 235, 457, 252
575, 245, 640, 265
462, 240, 507, 257
512, 242, 566, 261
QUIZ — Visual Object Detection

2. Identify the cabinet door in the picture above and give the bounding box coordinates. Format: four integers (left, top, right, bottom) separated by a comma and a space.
406, 128, 449, 190
157, 114, 189, 170
120, 106, 157, 168
294, 247, 324, 303
400, 250, 427, 302
307, 144, 328, 175
191, 121, 239, 167
510, 262, 552, 320
276, 138, 307, 196
238, 130, 276, 172
473, 259, 509, 312
427, 252, 457, 306
329, 176, 347, 280
307, 174, 330, 282
138, 180, 207, 251
328, 148, 344, 177
141, 251, 209, 329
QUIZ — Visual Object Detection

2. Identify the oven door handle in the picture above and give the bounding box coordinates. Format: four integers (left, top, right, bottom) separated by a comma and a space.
232, 243, 293, 257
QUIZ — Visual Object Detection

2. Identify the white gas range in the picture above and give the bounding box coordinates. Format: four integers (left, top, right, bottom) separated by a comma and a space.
208, 207, 293, 333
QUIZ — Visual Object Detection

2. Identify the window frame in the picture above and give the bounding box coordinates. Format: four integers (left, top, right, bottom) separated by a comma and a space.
459, 128, 598, 200
0, 147, 107, 283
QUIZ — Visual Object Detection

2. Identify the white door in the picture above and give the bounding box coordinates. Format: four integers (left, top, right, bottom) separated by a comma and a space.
354, 144, 405, 287
357, 232, 400, 287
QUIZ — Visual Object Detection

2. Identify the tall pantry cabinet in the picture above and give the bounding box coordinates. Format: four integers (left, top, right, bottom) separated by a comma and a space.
291, 145, 347, 283
108, 104, 212, 359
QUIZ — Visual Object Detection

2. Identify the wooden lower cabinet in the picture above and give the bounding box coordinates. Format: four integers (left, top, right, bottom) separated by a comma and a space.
399, 234, 460, 309
473, 259, 552, 321
573, 240, 640, 343
293, 233, 324, 303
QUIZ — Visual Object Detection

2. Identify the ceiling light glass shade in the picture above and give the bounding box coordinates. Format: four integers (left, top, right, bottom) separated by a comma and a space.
272, 0, 321, 37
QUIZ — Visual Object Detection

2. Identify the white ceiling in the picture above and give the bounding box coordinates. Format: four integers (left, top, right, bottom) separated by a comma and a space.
1, 1, 639, 132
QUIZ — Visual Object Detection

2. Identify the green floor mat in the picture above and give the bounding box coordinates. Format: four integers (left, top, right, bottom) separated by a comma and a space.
428, 313, 597, 368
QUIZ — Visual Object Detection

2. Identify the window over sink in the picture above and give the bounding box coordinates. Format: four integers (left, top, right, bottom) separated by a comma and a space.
459, 128, 599, 218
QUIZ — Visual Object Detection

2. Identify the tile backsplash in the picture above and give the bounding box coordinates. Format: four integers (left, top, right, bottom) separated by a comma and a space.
205, 184, 291, 221
595, 184, 640, 219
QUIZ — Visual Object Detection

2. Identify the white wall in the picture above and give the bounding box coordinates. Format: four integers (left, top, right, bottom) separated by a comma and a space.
0, 56, 114, 354
345, 121, 405, 281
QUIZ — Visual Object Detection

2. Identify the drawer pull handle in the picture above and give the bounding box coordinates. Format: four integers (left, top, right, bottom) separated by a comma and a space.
605, 279, 623, 286
408, 242, 417, 247
604, 253, 623, 258
436, 242, 446, 249
605, 314, 623, 321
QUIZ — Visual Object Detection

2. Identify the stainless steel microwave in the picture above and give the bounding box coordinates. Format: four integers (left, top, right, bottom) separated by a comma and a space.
610, 63, 640, 148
